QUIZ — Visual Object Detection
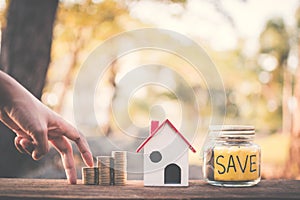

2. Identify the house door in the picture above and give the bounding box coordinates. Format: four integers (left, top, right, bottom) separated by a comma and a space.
164, 164, 181, 184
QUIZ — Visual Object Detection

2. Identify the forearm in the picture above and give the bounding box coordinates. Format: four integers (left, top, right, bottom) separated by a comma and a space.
0, 70, 16, 107
0, 70, 35, 108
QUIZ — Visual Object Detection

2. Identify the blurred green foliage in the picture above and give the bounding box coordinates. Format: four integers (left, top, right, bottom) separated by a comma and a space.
39, 0, 299, 137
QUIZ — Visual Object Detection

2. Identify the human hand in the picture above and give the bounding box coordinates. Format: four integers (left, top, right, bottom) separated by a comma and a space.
0, 71, 94, 184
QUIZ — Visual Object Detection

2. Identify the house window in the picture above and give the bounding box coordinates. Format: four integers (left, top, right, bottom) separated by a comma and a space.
149, 151, 162, 163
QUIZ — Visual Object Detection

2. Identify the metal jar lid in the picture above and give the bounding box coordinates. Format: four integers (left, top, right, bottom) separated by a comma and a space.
209, 125, 255, 137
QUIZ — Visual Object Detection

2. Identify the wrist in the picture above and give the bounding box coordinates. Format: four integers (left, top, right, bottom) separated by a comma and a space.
0, 71, 23, 108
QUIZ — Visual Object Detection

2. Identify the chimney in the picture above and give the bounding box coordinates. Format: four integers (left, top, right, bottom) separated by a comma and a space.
150, 120, 159, 135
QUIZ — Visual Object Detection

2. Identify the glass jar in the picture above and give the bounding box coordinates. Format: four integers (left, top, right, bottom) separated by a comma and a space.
203, 125, 261, 187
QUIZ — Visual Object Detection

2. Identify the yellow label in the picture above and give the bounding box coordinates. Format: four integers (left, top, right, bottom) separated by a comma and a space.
214, 146, 260, 181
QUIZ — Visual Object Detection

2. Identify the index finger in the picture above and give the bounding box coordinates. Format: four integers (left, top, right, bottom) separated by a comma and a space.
51, 115, 94, 167
73, 131, 94, 167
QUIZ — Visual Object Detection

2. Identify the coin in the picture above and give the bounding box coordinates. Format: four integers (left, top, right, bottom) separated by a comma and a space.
82, 167, 99, 185
97, 156, 112, 186
112, 151, 127, 185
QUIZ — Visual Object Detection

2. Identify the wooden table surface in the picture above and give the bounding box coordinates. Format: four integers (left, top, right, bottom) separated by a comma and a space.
0, 179, 299, 199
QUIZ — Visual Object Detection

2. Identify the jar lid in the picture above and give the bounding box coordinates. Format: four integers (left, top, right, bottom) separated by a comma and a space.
209, 125, 255, 137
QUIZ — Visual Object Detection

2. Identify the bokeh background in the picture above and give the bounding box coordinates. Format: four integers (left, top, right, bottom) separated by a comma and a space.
0, 0, 300, 180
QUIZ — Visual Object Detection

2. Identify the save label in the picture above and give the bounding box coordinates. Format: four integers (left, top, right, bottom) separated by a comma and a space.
214, 146, 260, 181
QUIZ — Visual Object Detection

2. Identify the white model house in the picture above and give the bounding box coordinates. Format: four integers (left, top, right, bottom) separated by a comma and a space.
136, 119, 196, 186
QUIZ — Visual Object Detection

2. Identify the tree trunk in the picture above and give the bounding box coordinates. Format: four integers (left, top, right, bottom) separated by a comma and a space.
282, 65, 293, 134
284, 37, 300, 179
0, 0, 58, 177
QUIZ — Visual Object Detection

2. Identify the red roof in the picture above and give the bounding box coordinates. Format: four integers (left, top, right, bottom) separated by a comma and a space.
136, 119, 196, 153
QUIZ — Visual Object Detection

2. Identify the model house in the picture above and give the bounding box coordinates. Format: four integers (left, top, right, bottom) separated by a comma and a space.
136, 119, 196, 186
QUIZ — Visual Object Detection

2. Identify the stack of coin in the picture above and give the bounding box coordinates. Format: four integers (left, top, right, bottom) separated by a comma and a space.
82, 167, 99, 185
97, 156, 112, 186
112, 151, 127, 185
